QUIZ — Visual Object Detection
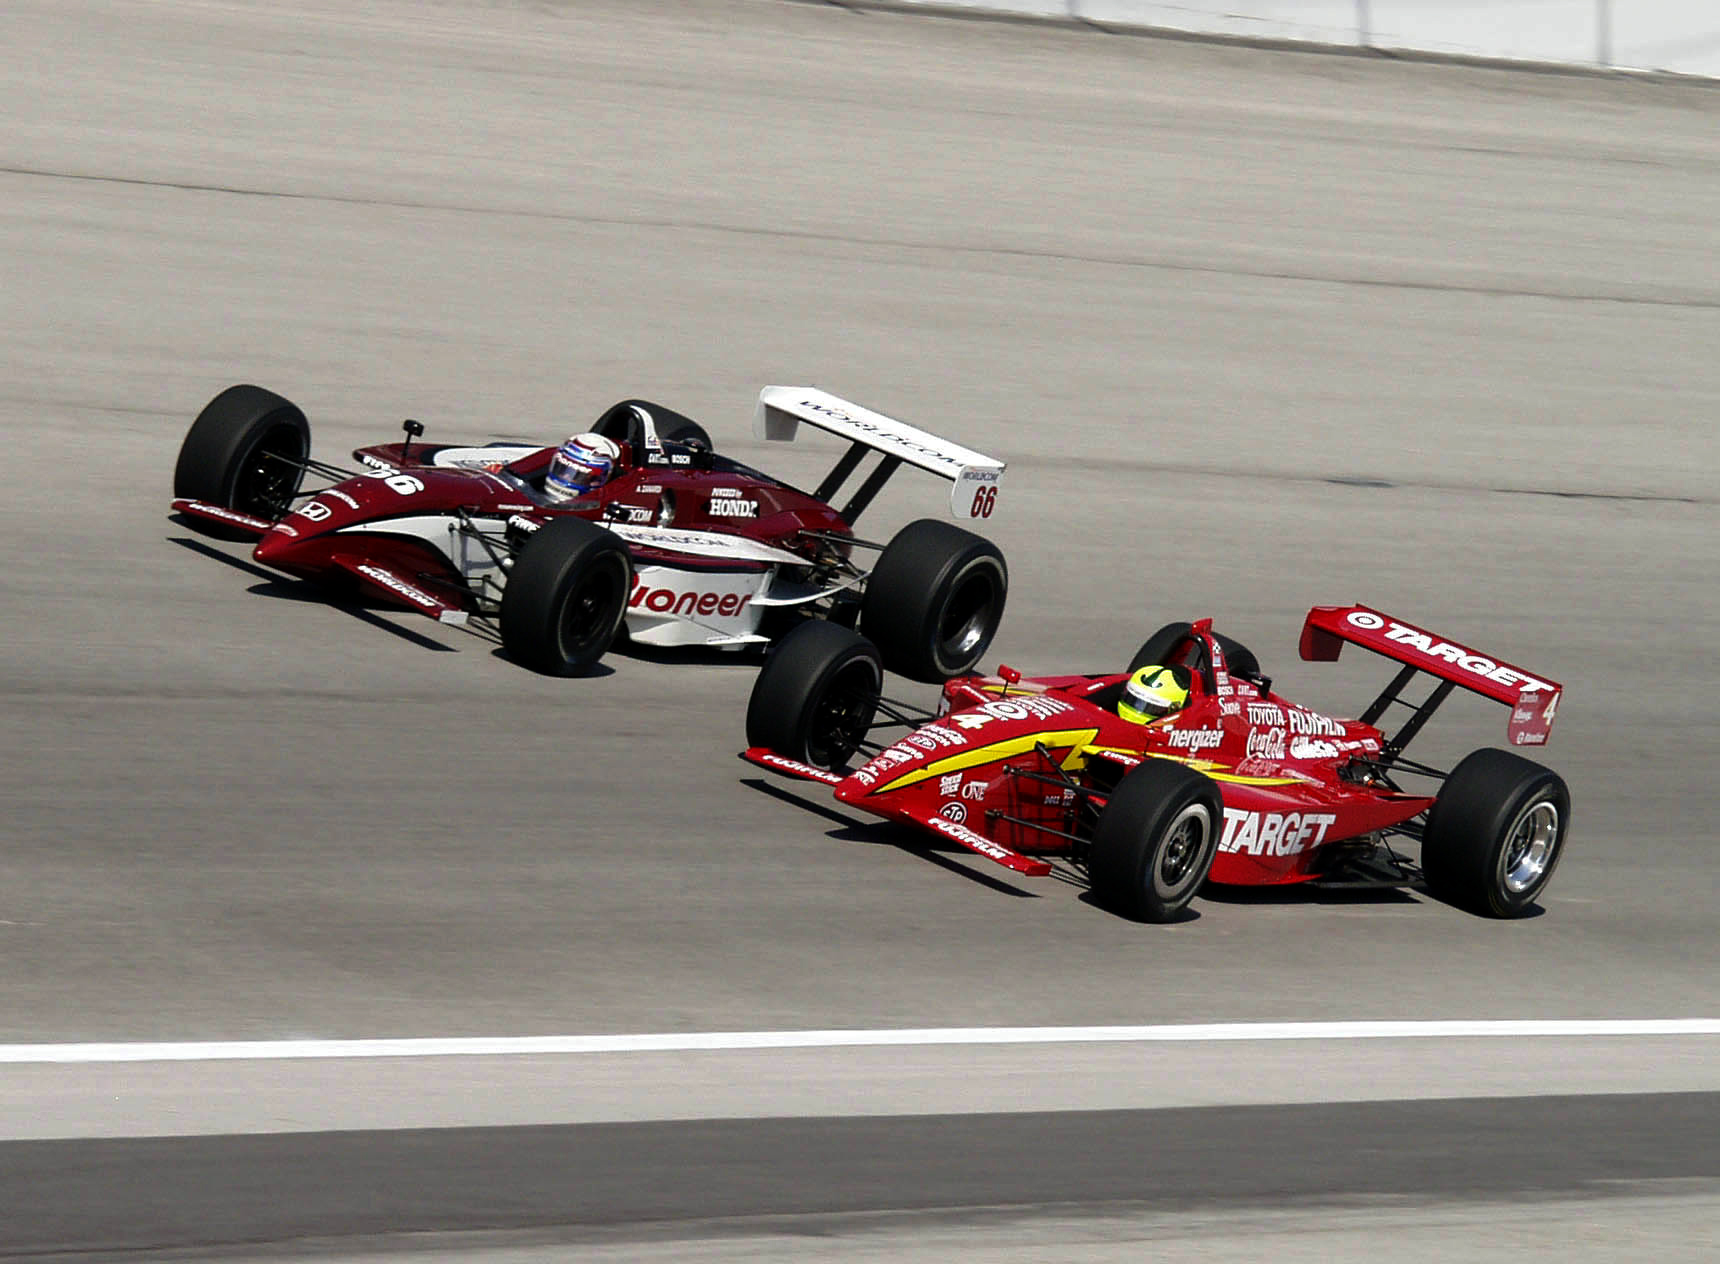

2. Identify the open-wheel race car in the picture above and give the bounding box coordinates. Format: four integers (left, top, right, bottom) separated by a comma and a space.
741, 606, 1570, 920
171, 384, 1008, 679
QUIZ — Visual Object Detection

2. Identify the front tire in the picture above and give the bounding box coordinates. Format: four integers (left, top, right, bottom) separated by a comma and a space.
860, 519, 1007, 682
1421, 748, 1570, 918
746, 621, 882, 770
1087, 761, 1223, 922
499, 518, 633, 675
173, 384, 310, 525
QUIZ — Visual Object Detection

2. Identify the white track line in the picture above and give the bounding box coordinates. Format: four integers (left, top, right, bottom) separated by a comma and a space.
3, 1020, 1719, 1064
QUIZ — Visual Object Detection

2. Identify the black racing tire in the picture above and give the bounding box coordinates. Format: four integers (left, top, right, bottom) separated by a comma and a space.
860, 519, 1007, 683
1421, 748, 1571, 918
1215, 633, 1261, 682
1127, 623, 1194, 675
173, 384, 310, 528
746, 620, 882, 770
499, 518, 633, 675
656, 417, 713, 450
1087, 760, 1224, 923
1127, 623, 1260, 682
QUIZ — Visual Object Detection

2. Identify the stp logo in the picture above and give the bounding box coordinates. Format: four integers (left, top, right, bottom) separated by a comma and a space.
938, 802, 968, 824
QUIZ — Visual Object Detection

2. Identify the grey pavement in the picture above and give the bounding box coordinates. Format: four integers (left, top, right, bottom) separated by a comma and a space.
0, 1, 1716, 1257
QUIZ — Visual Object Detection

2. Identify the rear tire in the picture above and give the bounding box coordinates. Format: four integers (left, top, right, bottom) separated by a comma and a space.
173, 384, 310, 528
746, 621, 882, 770
860, 519, 1006, 682
1421, 748, 1570, 918
500, 518, 633, 675
657, 417, 713, 449
1128, 623, 1260, 682
1128, 623, 1193, 675
1088, 761, 1223, 922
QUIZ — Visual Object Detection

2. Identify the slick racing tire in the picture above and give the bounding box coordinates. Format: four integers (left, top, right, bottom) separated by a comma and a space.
1087, 760, 1223, 923
173, 384, 310, 529
500, 518, 633, 675
1420, 748, 1570, 918
656, 416, 713, 450
860, 519, 1006, 683
746, 620, 882, 771
1128, 622, 1261, 682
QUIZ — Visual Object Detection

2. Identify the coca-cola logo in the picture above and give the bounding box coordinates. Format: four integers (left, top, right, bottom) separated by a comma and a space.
1245, 727, 1286, 760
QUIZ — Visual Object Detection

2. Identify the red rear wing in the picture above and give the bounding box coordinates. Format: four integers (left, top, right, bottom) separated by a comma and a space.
1299, 605, 1562, 747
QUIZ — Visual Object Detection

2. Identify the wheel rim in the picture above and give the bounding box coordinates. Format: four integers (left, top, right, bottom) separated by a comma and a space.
1154, 803, 1212, 895
935, 566, 999, 666
556, 558, 627, 663
1500, 799, 1560, 895
232, 423, 307, 519
806, 660, 878, 769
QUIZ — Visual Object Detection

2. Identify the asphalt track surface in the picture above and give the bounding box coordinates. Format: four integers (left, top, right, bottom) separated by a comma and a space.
2, 0, 1717, 1258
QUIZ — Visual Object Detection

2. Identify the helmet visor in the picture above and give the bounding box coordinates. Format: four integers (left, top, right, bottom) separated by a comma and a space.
1122, 679, 1178, 720
547, 444, 612, 498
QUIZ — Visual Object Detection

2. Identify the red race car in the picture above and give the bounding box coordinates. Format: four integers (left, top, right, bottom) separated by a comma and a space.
742, 607, 1569, 920
171, 384, 1007, 679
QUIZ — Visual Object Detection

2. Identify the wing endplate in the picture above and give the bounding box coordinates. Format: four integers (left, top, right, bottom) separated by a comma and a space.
171, 498, 274, 536
753, 386, 1005, 520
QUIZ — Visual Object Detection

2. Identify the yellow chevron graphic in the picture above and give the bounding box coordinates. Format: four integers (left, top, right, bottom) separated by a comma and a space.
1084, 745, 1304, 787
876, 728, 1102, 795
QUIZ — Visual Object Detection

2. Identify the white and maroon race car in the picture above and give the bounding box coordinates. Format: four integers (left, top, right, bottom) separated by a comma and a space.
742, 606, 1569, 920
171, 384, 1007, 679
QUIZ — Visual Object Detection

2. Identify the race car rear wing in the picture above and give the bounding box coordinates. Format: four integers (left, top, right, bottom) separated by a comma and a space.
754, 387, 1004, 525
1300, 605, 1562, 750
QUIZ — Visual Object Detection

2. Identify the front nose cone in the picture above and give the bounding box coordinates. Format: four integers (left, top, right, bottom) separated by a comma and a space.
252, 524, 297, 566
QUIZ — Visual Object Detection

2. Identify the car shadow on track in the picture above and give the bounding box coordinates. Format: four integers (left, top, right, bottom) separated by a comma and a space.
602, 638, 772, 673
1072, 890, 1203, 924
169, 534, 461, 656
739, 776, 1038, 899
1202, 881, 1541, 919
1198, 882, 1424, 910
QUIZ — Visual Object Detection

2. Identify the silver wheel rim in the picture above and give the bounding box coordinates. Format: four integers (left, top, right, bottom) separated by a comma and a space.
1154, 803, 1212, 895
1501, 800, 1560, 895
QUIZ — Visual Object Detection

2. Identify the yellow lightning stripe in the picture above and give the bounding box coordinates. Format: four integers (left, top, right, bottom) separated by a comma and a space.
1084, 746, 1305, 787
1201, 769, 1305, 787
875, 728, 1101, 795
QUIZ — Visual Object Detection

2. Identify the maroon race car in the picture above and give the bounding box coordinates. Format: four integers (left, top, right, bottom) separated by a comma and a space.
171, 384, 1008, 679
742, 606, 1569, 920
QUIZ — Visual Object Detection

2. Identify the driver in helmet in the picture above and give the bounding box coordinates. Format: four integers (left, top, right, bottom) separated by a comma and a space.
543, 432, 621, 502
1117, 663, 1191, 725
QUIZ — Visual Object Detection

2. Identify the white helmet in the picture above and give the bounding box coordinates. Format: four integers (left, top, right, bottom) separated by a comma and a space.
544, 432, 621, 502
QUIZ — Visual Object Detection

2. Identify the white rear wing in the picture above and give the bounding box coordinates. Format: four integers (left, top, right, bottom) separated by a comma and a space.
754, 387, 1004, 523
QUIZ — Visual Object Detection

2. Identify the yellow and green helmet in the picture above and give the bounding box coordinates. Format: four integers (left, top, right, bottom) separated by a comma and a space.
1118, 664, 1191, 724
